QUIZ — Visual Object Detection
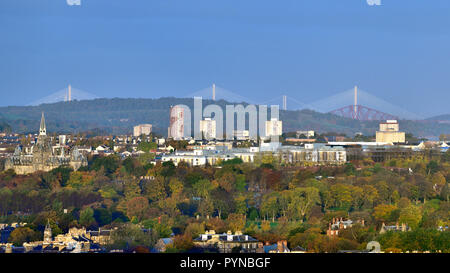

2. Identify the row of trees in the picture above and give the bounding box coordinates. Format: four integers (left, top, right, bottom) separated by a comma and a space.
0, 149, 448, 252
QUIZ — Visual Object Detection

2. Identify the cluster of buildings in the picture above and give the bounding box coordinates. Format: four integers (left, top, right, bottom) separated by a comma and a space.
326, 217, 415, 240
1, 111, 449, 175
379, 222, 411, 234
4, 113, 87, 175
193, 230, 260, 253
326, 217, 363, 237
0, 220, 112, 253
156, 230, 305, 253
161, 142, 347, 166
167, 105, 283, 141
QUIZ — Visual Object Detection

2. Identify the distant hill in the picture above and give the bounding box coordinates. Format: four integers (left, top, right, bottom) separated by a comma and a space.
0, 98, 449, 137
0, 120, 11, 133
427, 114, 450, 121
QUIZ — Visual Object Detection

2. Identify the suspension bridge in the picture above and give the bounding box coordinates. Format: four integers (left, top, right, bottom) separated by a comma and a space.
29, 83, 422, 121
184, 84, 422, 121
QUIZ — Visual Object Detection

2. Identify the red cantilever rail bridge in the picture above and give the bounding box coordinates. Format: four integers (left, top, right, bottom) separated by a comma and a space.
329, 86, 398, 121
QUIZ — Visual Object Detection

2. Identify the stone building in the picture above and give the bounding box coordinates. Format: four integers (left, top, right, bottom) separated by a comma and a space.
379, 222, 410, 234
193, 230, 259, 253
326, 217, 365, 237
375, 120, 406, 143
4, 113, 87, 174
133, 124, 152, 137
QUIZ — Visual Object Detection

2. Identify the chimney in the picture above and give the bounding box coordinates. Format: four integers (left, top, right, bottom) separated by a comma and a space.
277, 241, 283, 253
5, 244, 12, 254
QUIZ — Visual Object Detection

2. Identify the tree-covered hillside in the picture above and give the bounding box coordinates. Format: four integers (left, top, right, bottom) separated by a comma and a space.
0, 98, 449, 137
0, 120, 11, 133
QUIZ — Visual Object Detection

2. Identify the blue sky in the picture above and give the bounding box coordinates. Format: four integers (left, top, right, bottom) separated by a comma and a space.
0, 0, 449, 118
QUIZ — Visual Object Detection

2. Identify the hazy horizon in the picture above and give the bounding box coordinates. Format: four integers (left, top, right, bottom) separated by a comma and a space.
1, 0, 450, 118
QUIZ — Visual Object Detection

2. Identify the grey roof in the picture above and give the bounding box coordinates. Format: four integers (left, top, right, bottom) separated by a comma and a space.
292, 246, 306, 252
161, 238, 173, 245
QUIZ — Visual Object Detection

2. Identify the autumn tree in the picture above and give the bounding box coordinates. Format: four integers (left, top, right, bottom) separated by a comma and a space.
372, 204, 398, 224
184, 222, 205, 238
167, 233, 194, 252
206, 217, 227, 233
227, 213, 246, 232
126, 196, 150, 222
431, 172, 446, 195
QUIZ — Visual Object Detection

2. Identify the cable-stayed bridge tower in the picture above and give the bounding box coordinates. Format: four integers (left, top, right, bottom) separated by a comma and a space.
29, 85, 99, 106
328, 85, 399, 121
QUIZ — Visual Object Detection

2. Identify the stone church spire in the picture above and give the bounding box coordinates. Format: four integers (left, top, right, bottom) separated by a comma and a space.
43, 219, 52, 244
39, 112, 46, 136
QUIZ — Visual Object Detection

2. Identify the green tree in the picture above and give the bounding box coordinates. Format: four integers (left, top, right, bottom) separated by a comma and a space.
108, 223, 157, 251
399, 205, 422, 229
94, 208, 113, 226
8, 227, 41, 246
426, 161, 439, 175
261, 193, 280, 221
287, 187, 320, 221
79, 207, 96, 227
137, 141, 157, 152
193, 179, 214, 199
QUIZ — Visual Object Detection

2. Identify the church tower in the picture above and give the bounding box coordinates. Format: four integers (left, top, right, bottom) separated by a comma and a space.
43, 219, 52, 244
39, 112, 46, 136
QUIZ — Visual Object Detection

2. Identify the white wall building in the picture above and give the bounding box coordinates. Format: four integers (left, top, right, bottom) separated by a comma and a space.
233, 130, 250, 140
265, 118, 283, 138
296, 130, 315, 138
200, 118, 217, 140
133, 124, 152, 137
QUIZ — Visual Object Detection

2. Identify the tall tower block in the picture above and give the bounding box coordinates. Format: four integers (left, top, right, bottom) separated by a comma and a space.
212, 83, 216, 101
68, 84, 72, 102
282, 95, 287, 110
354, 86, 358, 117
